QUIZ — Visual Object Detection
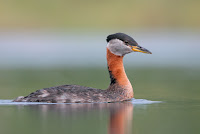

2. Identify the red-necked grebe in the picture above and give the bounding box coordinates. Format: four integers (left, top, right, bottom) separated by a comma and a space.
13, 33, 152, 103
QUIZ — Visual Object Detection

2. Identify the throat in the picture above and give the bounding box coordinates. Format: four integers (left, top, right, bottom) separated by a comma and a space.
106, 48, 133, 93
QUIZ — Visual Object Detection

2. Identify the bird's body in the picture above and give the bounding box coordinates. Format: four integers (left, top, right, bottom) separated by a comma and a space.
13, 33, 151, 103
14, 84, 131, 103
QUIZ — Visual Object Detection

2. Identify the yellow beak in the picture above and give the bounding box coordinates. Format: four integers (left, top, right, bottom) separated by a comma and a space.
131, 45, 152, 54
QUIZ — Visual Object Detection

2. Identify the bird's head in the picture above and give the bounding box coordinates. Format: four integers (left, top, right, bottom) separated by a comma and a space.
107, 33, 152, 56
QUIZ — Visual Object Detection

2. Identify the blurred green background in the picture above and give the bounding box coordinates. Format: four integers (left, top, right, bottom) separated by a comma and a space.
0, 1, 200, 134
0, 0, 199, 99
0, 0, 200, 29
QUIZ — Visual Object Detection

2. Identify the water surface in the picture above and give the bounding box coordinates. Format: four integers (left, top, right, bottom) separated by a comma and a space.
0, 99, 199, 134
0, 31, 200, 134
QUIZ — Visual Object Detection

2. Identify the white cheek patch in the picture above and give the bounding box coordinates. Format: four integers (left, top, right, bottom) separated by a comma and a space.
107, 39, 133, 56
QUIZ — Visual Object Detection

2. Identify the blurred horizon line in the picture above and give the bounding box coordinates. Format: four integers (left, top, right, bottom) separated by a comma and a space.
0, 30, 200, 69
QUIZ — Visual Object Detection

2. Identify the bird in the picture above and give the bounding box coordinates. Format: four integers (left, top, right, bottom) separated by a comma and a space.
13, 33, 152, 103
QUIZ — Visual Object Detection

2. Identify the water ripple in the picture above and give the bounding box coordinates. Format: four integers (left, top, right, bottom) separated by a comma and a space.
0, 99, 161, 105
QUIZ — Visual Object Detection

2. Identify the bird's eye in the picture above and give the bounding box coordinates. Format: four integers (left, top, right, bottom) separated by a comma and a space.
124, 41, 128, 45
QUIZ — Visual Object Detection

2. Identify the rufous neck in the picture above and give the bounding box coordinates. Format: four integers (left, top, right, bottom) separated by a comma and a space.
106, 48, 132, 88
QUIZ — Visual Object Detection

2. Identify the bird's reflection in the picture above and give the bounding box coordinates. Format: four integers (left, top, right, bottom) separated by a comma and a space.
108, 102, 133, 134
25, 102, 133, 134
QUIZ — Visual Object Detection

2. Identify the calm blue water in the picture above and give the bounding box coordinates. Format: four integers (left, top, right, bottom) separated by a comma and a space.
0, 30, 200, 134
